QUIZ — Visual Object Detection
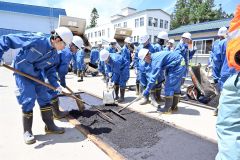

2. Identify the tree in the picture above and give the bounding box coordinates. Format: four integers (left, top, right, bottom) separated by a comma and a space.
171, 0, 190, 29
89, 8, 99, 28
171, 0, 233, 29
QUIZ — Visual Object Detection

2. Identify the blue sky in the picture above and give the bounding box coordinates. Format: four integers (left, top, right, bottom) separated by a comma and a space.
2, 0, 239, 25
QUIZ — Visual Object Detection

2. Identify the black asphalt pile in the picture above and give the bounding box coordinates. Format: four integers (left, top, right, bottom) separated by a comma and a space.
67, 93, 218, 160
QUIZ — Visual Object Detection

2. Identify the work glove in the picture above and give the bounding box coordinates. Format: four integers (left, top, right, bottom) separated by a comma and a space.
193, 45, 197, 51
142, 89, 150, 97
108, 72, 112, 78
0, 58, 4, 66
56, 86, 63, 94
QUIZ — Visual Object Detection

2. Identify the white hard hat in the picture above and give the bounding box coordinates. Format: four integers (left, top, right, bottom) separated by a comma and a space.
139, 34, 149, 44
55, 27, 73, 45
100, 49, 110, 61
168, 39, 175, 44
218, 27, 228, 37
109, 38, 117, 43
124, 37, 132, 43
182, 32, 191, 40
97, 41, 102, 45
157, 31, 169, 40
72, 36, 83, 49
138, 48, 149, 60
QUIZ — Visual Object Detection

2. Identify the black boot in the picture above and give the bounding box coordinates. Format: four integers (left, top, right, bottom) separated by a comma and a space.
136, 83, 140, 95
51, 98, 68, 119
23, 111, 36, 144
156, 88, 165, 103
114, 85, 119, 100
171, 94, 180, 112
118, 88, 125, 103
150, 91, 159, 107
73, 69, 77, 75
77, 70, 81, 77
157, 96, 173, 114
40, 106, 65, 134
77, 71, 83, 82
213, 108, 218, 116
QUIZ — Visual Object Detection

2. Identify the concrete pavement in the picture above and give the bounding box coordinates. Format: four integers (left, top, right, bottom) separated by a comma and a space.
0, 66, 218, 160
0, 67, 111, 160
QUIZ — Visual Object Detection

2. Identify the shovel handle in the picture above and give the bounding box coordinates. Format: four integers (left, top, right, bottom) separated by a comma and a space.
2, 64, 81, 101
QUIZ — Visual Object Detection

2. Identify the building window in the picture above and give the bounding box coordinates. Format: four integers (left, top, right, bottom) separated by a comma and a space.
160, 19, 163, 28
107, 28, 110, 38
134, 36, 136, 42
192, 39, 214, 54
123, 22, 127, 28
117, 23, 121, 27
95, 32, 97, 37
98, 31, 101, 37
148, 17, 153, 26
153, 18, 158, 27
140, 17, 144, 27
88, 33, 90, 38
154, 36, 158, 43
137, 36, 139, 42
114, 24, 117, 29
149, 35, 152, 43
164, 20, 168, 29
135, 19, 139, 28
91, 32, 93, 38
102, 29, 105, 36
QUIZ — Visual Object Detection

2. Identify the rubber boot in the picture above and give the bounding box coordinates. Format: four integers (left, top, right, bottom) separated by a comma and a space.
23, 111, 36, 144
171, 94, 180, 112
157, 96, 173, 114
156, 88, 165, 103
118, 88, 125, 103
77, 70, 81, 77
40, 106, 65, 134
51, 98, 68, 119
114, 85, 119, 100
135, 83, 140, 95
77, 71, 83, 82
73, 69, 77, 75
139, 96, 149, 105
150, 91, 159, 107
213, 108, 218, 116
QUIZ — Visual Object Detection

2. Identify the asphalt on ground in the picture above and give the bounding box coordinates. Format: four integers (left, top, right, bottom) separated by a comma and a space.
62, 93, 218, 160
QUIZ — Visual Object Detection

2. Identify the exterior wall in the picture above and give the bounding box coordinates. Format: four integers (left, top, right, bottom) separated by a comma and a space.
169, 30, 219, 65
0, 11, 60, 64
0, 11, 59, 34
85, 9, 170, 45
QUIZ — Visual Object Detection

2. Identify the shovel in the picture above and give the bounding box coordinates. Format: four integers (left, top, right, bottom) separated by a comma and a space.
118, 96, 142, 113
3, 64, 85, 112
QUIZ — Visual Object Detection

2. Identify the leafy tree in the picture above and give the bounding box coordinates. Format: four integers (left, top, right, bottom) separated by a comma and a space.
89, 8, 99, 28
171, 0, 233, 29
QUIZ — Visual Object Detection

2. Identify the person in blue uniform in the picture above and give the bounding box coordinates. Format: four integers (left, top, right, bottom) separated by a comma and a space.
45, 47, 72, 119
0, 27, 73, 144
154, 31, 169, 52
100, 49, 129, 103
174, 32, 197, 86
138, 48, 186, 114
134, 33, 155, 99
164, 39, 175, 51
69, 36, 84, 82
212, 27, 236, 116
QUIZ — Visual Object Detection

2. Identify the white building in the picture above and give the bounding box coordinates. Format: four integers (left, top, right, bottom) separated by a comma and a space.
0, 1, 66, 64
85, 7, 171, 46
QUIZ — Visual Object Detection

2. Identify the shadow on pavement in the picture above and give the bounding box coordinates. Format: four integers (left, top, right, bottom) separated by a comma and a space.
34, 127, 85, 149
